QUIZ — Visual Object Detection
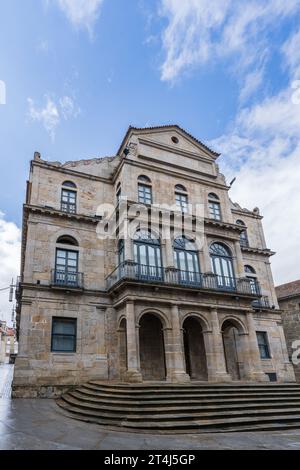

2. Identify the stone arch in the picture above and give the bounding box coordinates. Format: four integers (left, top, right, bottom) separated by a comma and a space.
50, 228, 82, 247
221, 315, 248, 335
182, 314, 208, 381
181, 312, 211, 333
137, 308, 170, 330
138, 312, 166, 381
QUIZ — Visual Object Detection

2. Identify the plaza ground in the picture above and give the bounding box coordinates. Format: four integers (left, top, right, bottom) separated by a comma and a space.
1, 364, 300, 450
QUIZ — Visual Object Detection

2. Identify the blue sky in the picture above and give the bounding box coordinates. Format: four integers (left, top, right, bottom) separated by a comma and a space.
1, 0, 300, 322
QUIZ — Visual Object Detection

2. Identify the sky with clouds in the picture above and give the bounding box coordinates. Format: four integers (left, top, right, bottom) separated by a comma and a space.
0, 0, 300, 323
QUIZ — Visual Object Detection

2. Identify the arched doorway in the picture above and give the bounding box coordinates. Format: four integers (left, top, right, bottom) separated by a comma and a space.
222, 320, 241, 380
139, 313, 166, 381
183, 317, 208, 380
119, 318, 127, 379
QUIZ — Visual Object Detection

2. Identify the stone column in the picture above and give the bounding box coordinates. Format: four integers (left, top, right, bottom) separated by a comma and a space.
202, 235, 212, 272
234, 240, 245, 277
125, 301, 142, 382
124, 236, 133, 261
166, 305, 190, 383
206, 308, 231, 382
164, 238, 175, 268
244, 311, 268, 382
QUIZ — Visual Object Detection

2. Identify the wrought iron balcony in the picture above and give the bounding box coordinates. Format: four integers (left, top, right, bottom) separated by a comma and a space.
51, 269, 84, 289
252, 296, 272, 310
106, 261, 261, 296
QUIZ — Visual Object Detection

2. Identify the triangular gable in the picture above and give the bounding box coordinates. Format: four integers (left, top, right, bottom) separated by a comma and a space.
117, 125, 220, 160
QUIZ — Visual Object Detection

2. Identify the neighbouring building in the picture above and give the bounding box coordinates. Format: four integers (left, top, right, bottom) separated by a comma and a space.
276, 280, 300, 382
0, 321, 17, 364
12, 125, 295, 398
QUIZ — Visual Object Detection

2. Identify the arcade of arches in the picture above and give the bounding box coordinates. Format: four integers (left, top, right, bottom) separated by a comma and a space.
118, 303, 268, 383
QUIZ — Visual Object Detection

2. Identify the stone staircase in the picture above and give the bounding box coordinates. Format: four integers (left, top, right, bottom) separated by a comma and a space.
56, 382, 300, 433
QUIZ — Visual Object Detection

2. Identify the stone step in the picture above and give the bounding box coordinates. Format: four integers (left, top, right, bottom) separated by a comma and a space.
61, 394, 300, 421
88, 381, 300, 393
80, 385, 300, 401
84, 382, 300, 395
68, 390, 300, 412
63, 410, 300, 434
57, 382, 300, 433
57, 400, 300, 432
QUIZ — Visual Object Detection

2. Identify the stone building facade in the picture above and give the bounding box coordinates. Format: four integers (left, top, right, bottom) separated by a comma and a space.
13, 125, 295, 397
276, 280, 300, 382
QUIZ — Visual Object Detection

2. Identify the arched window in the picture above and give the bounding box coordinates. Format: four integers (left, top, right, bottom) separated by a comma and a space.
244, 265, 259, 295
54, 236, 79, 287
175, 185, 188, 213
56, 235, 78, 246
61, 181, 77, 214
138, 175, 152, 204
236, 220, 249, 247
133, 229, 162, 280
244, 265, 255, 274
173, 237, 200, 284
210, 242, 235, 289
208, 193, 221, 221
62, 181, 76, 188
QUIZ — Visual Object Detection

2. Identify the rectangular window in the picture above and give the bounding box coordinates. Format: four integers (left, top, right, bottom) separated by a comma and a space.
51, 317, 77, 352
209, 201, 221, 220
256, 331, 271, 359
61, 189, 77, 213
138, 184, 152, 204
175, 193, 188, 213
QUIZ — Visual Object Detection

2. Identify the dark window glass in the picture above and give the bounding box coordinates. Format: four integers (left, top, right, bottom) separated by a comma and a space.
210, 242, 235, 289
173, 237, 200, 284
116, 187, 121, 203
61, 188, 77, 213
138, 183, 152, 204
118, 239, 125, 264
55, 249, 78, 286
209, 201, 221, 220
236, 220, 249, 246
51, 317, 76, 352
133, 230, 162, 280
175, 192, 188, 213
256, 331, 271, 359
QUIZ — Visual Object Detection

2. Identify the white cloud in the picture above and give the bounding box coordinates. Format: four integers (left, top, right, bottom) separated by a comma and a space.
59, 95, 81, 120
210, 82, 300, 285
27, 95, 80, 140
239, 68, 265, 104
0, 212, 21, 325
158, 0, 300, 83
282, 28, 300, 79
56, 0, 104, 35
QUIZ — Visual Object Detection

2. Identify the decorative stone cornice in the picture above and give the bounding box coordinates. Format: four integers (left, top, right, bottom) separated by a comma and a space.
24, 204, 102, 224
241, 246, 275, 257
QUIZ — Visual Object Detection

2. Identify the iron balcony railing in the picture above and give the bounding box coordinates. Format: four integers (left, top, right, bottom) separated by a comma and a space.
51, 269, 84, 289
106, 261, 261, 296
252, 296, 271, 309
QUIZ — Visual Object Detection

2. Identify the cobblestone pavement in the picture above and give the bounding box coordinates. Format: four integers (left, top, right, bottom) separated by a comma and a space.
0, 364, 13, 398
1, 366, 300, 450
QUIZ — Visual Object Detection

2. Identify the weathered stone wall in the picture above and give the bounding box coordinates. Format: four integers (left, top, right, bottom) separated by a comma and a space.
278, 295, 300, 382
